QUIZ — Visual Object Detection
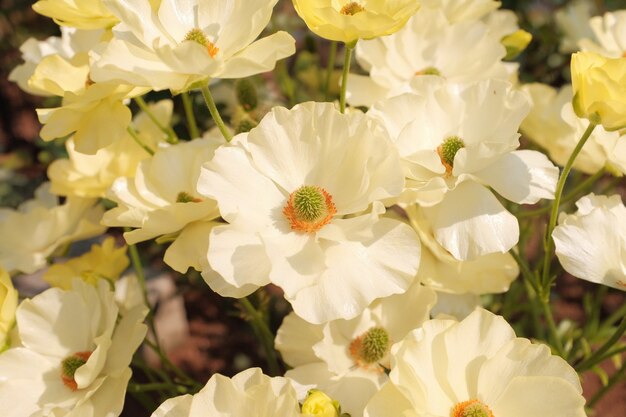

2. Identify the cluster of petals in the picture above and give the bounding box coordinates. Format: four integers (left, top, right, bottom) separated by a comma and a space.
0, 279, 147, 417
0, 183, 105, 274
198, 101, 421, 323
368, 77, 558, 260
364, 308, 587, 417
151, 367, 301, 417
91, 0, 296, 92
276, 283, 436, 417
576, 10, 626, 57
553, 193, 626, 291
32, 0, 119, 29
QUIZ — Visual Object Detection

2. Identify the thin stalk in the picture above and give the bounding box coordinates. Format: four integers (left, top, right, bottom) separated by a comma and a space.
539, 293, 565, 356
144, 339, 201, 389
134, 96, 178, 143
128, 382, 188, 394
577, 316, 626, 372
181, 92, 200, 139
588, 362, 626, 408
127, 126, 155, 156
339, 42, 356, 113
200, 83, 233, 142
541, 123, 597, 287
239, 297, 280, 376
324, 41, 338, 100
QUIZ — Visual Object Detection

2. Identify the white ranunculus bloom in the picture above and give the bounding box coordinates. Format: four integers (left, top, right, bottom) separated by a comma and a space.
276, 284, 436, 417
0, 279, 147, 417
91, 0, 295, 92
151, 368, 301, 417
364, 308, 587, 417
103, 136, 222, 273
522, 83, 626, 175
553, 193, 626, 291
578, 10, 626, 57
369, 78, 558, 260
555, 0, 596, 53
348, 6, 512, 106
0, 183, 105, 274
198, 101, 421, 323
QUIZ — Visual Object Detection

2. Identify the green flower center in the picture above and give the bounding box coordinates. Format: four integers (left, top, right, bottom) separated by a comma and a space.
61, 355, 87, 380
292, 186, 327, 222
360, 327, 390, 363
176, 191, 203, 203
416, 67, 441, 76
438, 136, 465, 170
183, 28, 219, 57
340, 2, 365, 15
451, 400, 494, 417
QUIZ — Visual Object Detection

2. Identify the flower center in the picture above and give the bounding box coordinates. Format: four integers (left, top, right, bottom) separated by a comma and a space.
283, 185, 336, 233
61, 351, 92, 391
415, 67, 441, 76
184, 28, 219, 58
176, 191, 203, 203
437, 136, 465, 176
349, 327, 390, 371
340, 2, 365, 15
451, 400, 495, 417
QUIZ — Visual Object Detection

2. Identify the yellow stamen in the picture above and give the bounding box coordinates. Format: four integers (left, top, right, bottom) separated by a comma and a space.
184, 28, 219, 58
340, 2, 365, 15
451, 399, 495, 417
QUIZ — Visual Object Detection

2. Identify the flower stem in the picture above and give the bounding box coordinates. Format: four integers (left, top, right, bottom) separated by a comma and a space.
541, 122, 597, 288
577, 316, 626, 372
126, 126, 155, 156
181, 92, 200, 139
134, 96, 178, 144
239, 297, 280, 376
128, 382, 188, 394
588, 362, 626, 408
324, 41, 338, 100
200, 83, 233, 142
339, 42, 356, 113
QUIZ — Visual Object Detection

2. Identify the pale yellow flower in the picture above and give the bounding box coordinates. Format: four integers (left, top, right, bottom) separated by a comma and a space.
571, 51, 626, 131
32, 0, 118, 29
0, 267, 18, 351
292, 0, 421, 43
302, 390, 341, 417
44, 237, 129, 290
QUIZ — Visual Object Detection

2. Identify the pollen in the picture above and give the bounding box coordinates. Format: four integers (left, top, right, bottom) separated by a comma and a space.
340, 2, 365, 15
184, 28, 219, 58
451, 399, 495, 417
415, 67, 441, 76
349, 327, 390, 371
437, 135, 465, 176
176, 191, 203, 203
61, 351, 92, 391
283, 185, 336, 233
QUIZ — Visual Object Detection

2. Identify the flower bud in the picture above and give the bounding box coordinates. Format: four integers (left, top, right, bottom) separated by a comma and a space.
502, 30, 532, 60
236, 79, 258, 111
302, 389, 341, 417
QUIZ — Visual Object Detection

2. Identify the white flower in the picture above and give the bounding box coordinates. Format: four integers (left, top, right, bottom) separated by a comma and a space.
198, 101, 421, 323
347, 7, 513, 106
420, 0, 500, 23
555, 0, 596, 53
151, 368, 300, 417
364, 308, 587, 417
553, 193, 626, 291
521, 83, 626, 175
32, 0, 118, 30
0, 279, 147, 417
91, 0, 295, 92
579, 10, 626, 57
369, 78, 558, 260
0, 183, 106, 274
429, 291, 480, 320
103, 136, 222, 273
276, 284, 436, 417
0, 267, 18, 351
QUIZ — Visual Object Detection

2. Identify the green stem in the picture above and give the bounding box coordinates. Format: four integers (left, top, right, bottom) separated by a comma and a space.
324, 41, 338, 100
181, 92, 200, 139
239, 297, 280, 376
541, 123, 597, 288
200, 83, 233, 142
539, 292, 565, 356
134, 96, 179, 143
339, 42, 355, 114
588, 362, 626, 408
577, 316, 626, 372
126, 126, 155, 156
509, 249, 540, 295
128, 382, 188, 394
144, 338, 201, 389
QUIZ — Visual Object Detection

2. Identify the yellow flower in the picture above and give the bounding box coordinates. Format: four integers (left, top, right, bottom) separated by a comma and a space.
292, 0, 420, 43
571, 51, 626, 131
44, 237, 129, 290
301, 390, 341, 417
32, 0, 118, 29
0, 267, 18, 351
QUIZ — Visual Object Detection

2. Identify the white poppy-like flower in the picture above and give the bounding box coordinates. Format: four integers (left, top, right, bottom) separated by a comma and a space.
522, 83, 626, 175
369, 78, 558, 260
48, 99, 173, 198
555, 0, 596, 53
0, 183, 106, 274
151, 368, 300, 417
91, 0, 295, 92
406, 205, 519, 295
578, 10, 626, 57
276, 284, 436, 417
0, 267, 18, 352
364, 308, 587, 417
553, 193, 626, 291
103, 136, 222, 273
33, 0, 118, 29
198, 101, 421, 323
0, 279, 147, 417
347, 7, 512, 106
420, 0, 500, 23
